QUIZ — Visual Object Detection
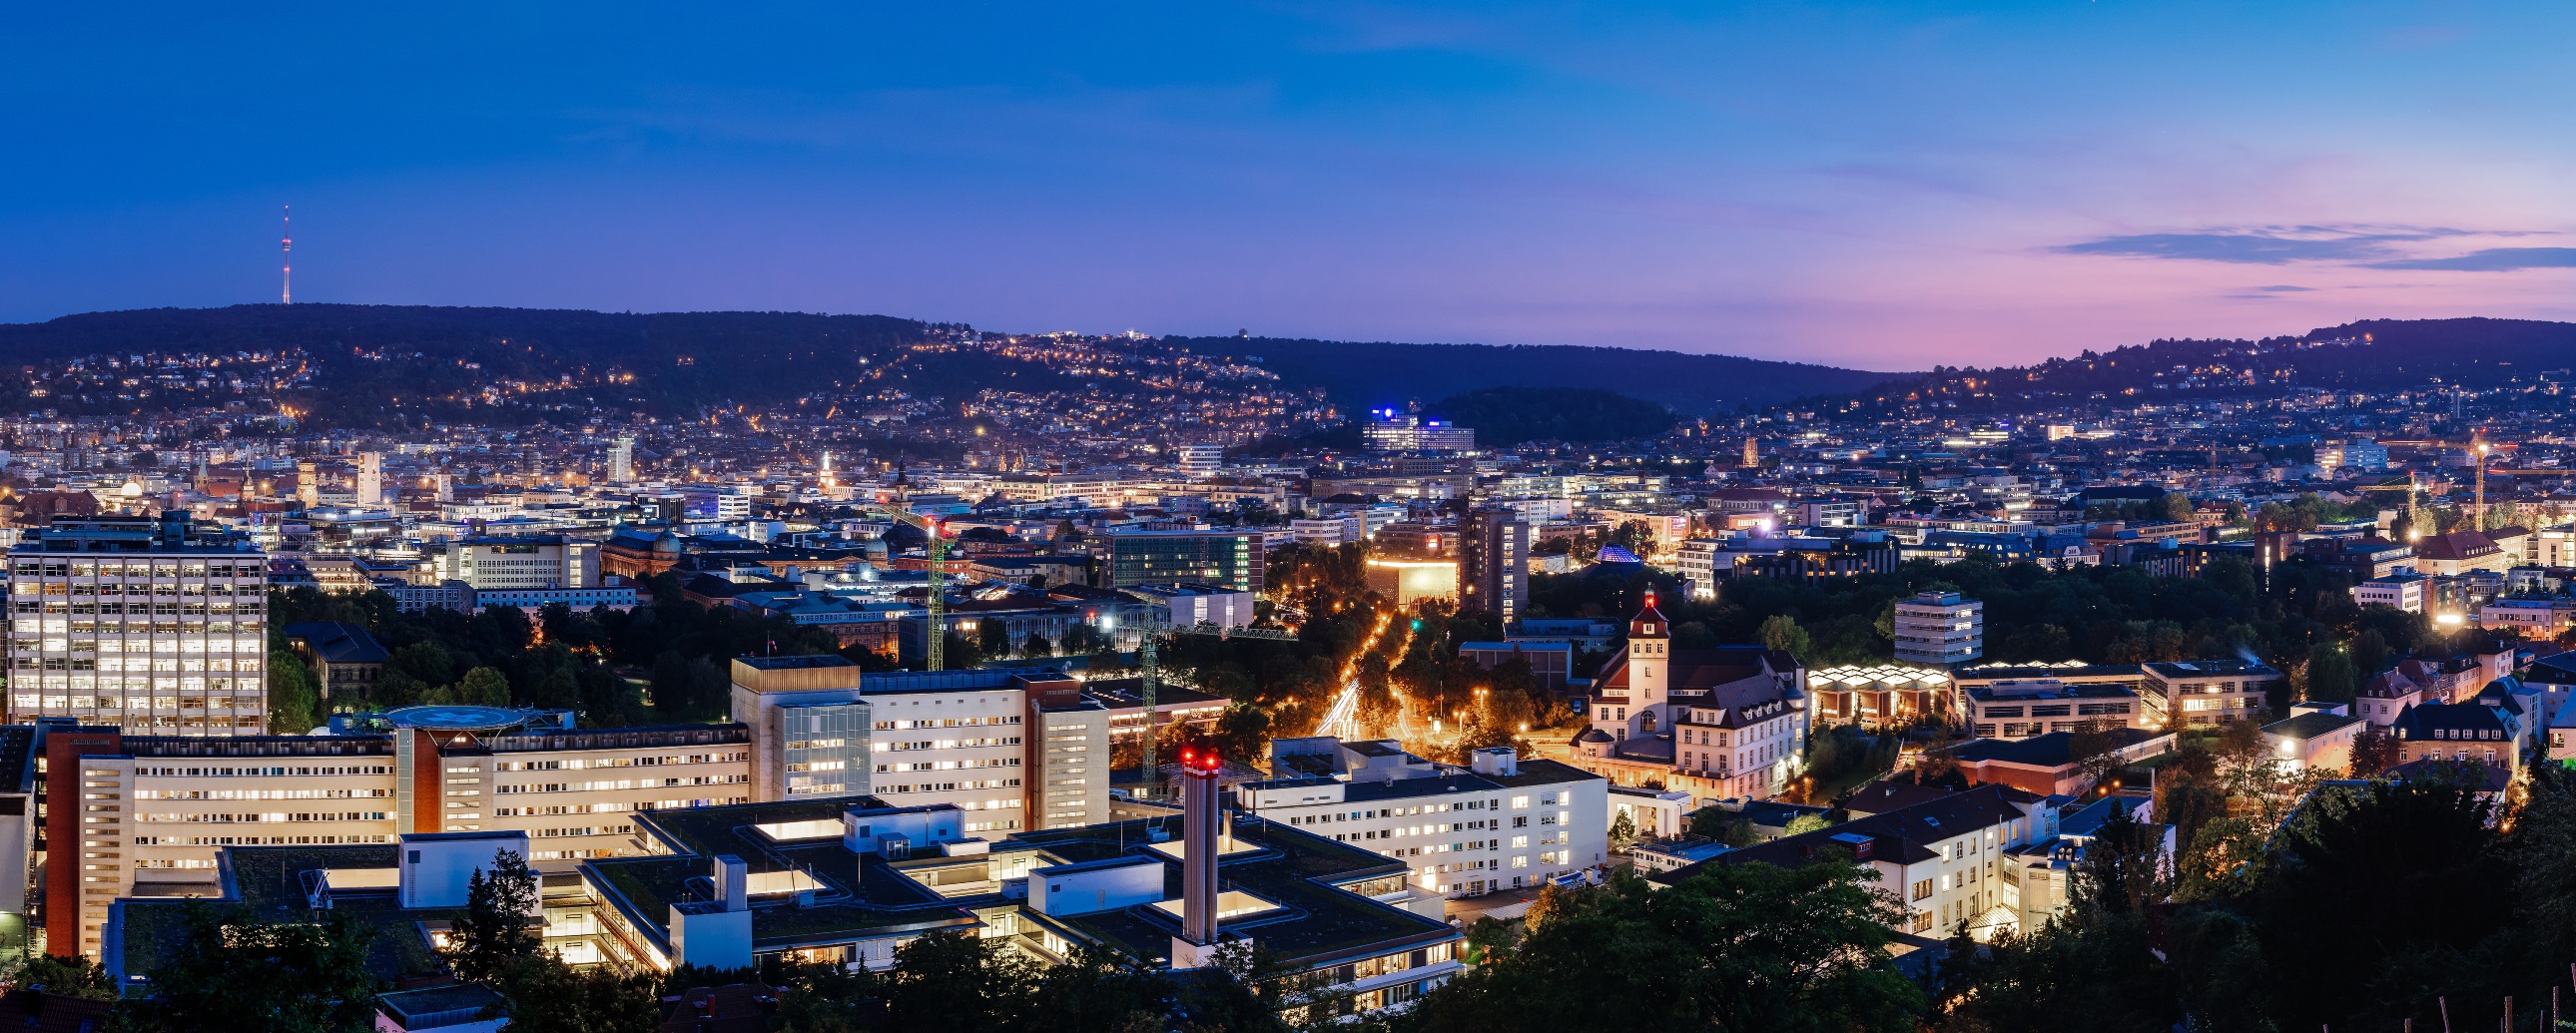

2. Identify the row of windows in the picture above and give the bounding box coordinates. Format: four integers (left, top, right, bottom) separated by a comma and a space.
12, 562, 263, 577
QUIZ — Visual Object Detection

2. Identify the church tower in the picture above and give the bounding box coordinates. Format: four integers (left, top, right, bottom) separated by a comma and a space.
1628, 592, 1670, 706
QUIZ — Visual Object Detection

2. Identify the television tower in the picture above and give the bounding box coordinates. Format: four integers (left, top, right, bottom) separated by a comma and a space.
281, 206, 293, 304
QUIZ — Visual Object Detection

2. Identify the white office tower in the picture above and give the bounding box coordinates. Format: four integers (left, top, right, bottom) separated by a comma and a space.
1174, 444, 1224, 476
610, 436, 636, 484
1893, 591, 1985, 666
433, 472, 455, 503
6, 513, 270, 735
356, 451, 385, 507
297, 460, 320, 508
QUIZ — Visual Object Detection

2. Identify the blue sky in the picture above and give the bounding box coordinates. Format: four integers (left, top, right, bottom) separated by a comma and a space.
3, 2, 2571, 369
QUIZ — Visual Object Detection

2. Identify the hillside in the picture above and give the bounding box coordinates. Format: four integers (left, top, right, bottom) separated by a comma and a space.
1430, 386, 1676, 445
0, 305, 1904, 427
1162, 334, 1902, 414
1853, 317, 2576, 412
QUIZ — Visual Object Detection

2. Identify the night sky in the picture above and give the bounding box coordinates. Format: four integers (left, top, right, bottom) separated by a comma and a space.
5, 2, 2571, 369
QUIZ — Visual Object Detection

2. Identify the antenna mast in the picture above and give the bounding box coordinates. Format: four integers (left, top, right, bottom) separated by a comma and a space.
281, 206, 293, 304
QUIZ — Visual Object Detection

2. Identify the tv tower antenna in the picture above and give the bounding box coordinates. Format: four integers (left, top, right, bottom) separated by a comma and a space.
281, 206, 293, 304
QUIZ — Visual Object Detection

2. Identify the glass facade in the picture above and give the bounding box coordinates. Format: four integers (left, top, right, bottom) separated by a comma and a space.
779, 702, 871, 799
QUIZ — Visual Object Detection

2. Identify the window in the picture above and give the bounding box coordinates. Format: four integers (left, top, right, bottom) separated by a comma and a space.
1911, 879, 1932, 901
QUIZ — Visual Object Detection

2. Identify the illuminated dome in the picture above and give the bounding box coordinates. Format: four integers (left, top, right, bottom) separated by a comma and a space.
118, 478, 145, 498
652, 531, 683, 555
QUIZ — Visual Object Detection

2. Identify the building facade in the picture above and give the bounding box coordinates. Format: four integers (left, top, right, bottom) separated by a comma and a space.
6, 514, 270, 736
1893, 592, 1984, 666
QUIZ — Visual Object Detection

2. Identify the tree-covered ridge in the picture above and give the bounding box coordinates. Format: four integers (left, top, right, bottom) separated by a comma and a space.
1854, 316, 2576, 412
1162, 334, 1904, 415
1428, 386, 1677, 445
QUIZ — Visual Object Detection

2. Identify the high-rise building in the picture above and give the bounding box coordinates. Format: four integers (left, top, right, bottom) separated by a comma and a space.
1893, 591, 1984, 666
609, 435, 636, 484
5, 513, 270, 736
432, 472, 454, 503
296, 460, 320, 508
1102, 530, 1264, 593
355, 451, 384, 507
1742, 436, 1759, 468
1458, 508, 1530, 624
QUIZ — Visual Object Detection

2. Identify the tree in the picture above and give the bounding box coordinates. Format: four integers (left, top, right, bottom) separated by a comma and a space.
489, 954, 662, 1033
126, 902, 381, 1033
977, 619, 1013, 662
2348, 725, 2403, 777
880, 930, 1039, 1032
10, 951, 116, 999
2304, 641, 2357, 704
1609, 811, 1638, 852
373, 668, 427, 709
385, 641, 458, 691
1782, 813, 1832, 835
444, 849, 542, 984
1686, 807, 1760, 847
1021, 632, 1054, 658
1757, 614, 1811, 662
268, 650, 320, 732
456, 667, 512, 707
1401, 865, 1923, 1033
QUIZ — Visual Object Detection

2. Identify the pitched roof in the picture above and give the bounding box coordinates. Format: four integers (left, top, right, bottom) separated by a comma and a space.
2413, 529, 2501, 562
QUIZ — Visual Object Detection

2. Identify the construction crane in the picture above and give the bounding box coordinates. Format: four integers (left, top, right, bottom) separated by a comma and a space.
869, 501, 966, 671
1131, 618, 1297, 779
2353, 473, 2429, 538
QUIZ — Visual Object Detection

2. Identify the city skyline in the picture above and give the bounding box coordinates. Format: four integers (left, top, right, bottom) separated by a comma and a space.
5, 3, 2574, 369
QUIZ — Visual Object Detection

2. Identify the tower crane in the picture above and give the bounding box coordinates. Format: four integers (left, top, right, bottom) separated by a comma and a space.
1128, 618, 1296, 780
868, 500, 966, 671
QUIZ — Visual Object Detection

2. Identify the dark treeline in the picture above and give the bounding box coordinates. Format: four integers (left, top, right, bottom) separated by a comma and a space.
266, 568, 856, 732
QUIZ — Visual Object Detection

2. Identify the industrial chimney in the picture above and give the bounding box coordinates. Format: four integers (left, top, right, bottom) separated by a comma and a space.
1179, 745, 1222, 948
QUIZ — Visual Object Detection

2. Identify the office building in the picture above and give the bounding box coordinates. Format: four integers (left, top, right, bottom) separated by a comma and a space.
1360, 410, 1475, 452
42, 710, 752, 959
2140, 660, 2281, 728
1102, 530, 1264, 593
609, 435, 636, 484
428, 535, 602, 590
1893, 591, 1984, 666
1962, 680, 2146, 740
1238, 740, 1607, 897
729, 658, 1113, 833
1457, 508, 1530, 623
5, 513, 270, 736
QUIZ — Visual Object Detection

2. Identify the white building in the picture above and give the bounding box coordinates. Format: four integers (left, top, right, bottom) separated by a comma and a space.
6, 514, 270, 736
1893, 591, 1984, 666
429, 535, 602, 590
2353, 569, 2429, 613
730, 659, 1112, 836
1239, 739, 1608, 896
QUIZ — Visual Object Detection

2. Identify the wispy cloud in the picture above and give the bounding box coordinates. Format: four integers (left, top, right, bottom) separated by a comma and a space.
2361, 247, 2576, 271
2056, 226, 2469, 264
2255, 284, 2314, 291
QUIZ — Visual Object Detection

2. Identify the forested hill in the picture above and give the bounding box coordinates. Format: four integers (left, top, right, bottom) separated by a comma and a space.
1162, 334, 1904, 414
0, 304, 939, 425
1850, 316, 2576, 412
0, 305, 1907, 425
